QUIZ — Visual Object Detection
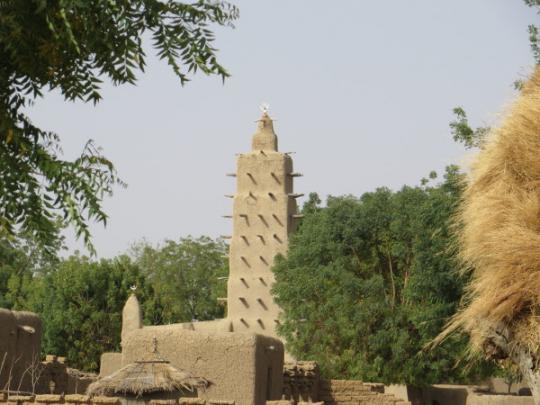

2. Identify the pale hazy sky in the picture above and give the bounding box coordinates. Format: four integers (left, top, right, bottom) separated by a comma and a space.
29, 1, 537, 257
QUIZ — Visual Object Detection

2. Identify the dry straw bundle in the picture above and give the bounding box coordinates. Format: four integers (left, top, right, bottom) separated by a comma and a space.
87, 361, 208, 397
441, 67, 540, 359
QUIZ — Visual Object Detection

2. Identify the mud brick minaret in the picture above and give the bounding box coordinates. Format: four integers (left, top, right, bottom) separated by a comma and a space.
225, 111, 302, 341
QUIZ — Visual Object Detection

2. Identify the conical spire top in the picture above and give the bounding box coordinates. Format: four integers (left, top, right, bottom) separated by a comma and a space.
252, 111, 278, 151
121, 293, 142, 344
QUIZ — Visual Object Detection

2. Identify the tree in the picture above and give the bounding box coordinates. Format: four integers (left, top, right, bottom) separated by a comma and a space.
272, 167, 494, 386
0, 230, 62, 309
0, 238, 34, 309
28, 254, 149, 371
1, 234, 226, 371
0, 1, 238, 254
131, 236, 228, 325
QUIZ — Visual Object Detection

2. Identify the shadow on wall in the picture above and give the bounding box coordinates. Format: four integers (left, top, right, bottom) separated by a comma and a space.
0, 308, 97, 395
421, 385, 469, 405
0, 308, 42, 393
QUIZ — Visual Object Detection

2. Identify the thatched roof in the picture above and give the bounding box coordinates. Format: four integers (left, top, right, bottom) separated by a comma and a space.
87, 361, 208, 397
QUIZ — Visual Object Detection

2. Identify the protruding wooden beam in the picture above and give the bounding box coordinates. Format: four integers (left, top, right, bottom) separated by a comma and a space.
259, 255, 268, 265
241, 256, 250, 267
222, 215, 233, 219
257, 298, 268, 310
288, 172, 303, 177
241, 235, 249, 245
258, 214, 269, 227
257, 234, 266, 244
239, 213, 249, 226
257, 318, 265, 329
273, 234, 282, 243
240, 318, 249, 326
224, 194, 235, 198
239, 297, 249, 307
220, 235, 232, 239
270, 172, 281, 184
272, 214, 283, 226
247, 172, 257, 184
226, 173, 237, 177
268, 192, 276, 200
259, 277, 267, 286
292, 214, 305, 219
288, 193, 305, 199
240, 277, 249, 287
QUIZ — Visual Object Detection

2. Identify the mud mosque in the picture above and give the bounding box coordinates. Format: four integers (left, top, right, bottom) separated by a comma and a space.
98, 111, 298, 405
114, 110, 302, 342
0, 112, 529, 405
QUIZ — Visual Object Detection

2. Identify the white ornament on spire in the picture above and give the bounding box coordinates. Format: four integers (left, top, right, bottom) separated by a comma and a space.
259, 102, 270, 115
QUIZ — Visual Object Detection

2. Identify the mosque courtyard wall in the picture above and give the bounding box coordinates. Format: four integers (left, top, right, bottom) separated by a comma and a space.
121, 327, 284, 405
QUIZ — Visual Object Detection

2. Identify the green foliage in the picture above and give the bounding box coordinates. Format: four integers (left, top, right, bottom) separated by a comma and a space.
272, 167, 495, 386
0, 1, 238, 254
302, 192, 322, 215
529, 24, 540, 64
525, 0, 540, 64
449, 107, 489, 150
0, 0, 238, 101
0, 239, 34, 309
6, 235, 228, 371
0, 230, 62, 309
27, 254, 147, 371
0, 133, 123, 256
0, 233, 227, 372
131, 236, 228, 324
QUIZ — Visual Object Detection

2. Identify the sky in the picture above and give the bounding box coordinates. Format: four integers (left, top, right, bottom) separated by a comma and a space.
28, 1, 538, 258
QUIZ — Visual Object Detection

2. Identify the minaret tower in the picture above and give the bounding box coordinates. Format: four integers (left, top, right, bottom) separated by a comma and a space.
226, 111, 301, 340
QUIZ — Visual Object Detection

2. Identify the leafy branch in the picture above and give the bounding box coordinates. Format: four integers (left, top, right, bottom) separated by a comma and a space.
0, 1, 238, 254
449, 107, 489, 150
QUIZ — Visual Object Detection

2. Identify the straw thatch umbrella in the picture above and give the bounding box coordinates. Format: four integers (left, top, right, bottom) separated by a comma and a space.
87, 360, 208, 399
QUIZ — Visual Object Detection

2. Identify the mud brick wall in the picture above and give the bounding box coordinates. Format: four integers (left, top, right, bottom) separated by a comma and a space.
34, 356, 97, 395
283, 361, 320, 403
318, 380, 410, 405
281, 362, 411, 405
0, 394, 235, 405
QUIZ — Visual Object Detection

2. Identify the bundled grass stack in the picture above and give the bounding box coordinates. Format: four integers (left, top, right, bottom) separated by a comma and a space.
441, 67, 540, 403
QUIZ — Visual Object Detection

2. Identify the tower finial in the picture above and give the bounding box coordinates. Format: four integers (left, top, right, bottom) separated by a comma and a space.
252, 103, 277, 151
259, 102, 270, 116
